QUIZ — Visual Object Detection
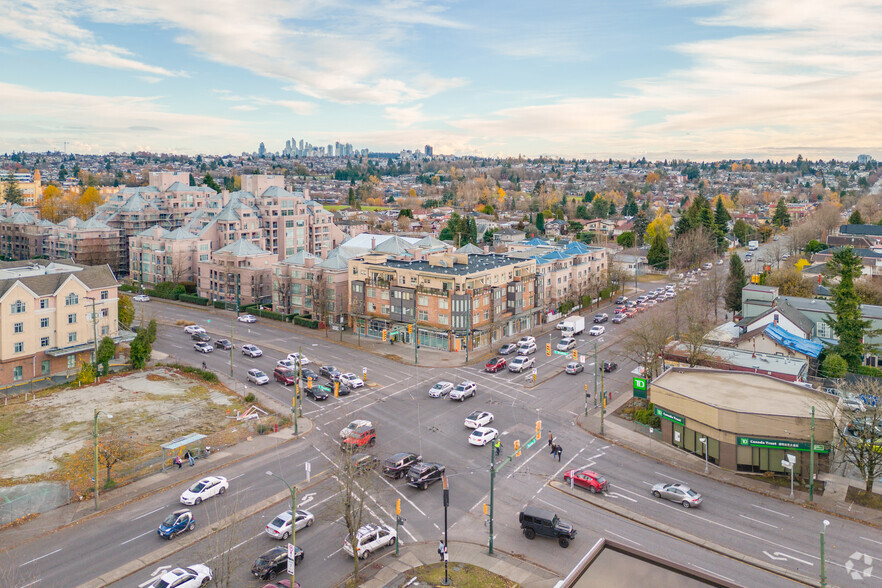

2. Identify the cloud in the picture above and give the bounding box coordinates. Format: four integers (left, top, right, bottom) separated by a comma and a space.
230, 105, 258, 112
384, 104, 428, 128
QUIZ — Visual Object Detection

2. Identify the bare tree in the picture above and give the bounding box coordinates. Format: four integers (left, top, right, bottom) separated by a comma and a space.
606, 261, 629, 297
336, 448, 378, 583
696, 265, 728, 321
310, 269, 330, 324
826, 378, 882, 493
621, 311, 673, 380
196, 493, 248, 587
97, 432, 142, 486
767, 240, 786, 269
670, 226, 714, 270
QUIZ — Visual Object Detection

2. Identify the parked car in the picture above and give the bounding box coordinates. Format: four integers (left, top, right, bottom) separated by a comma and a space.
406, 462, 445, 489
157, 509, 195, 540
343, 523, 396, 559
565, 362, 584, 375
468, 427, 499, 446
602, 361, 617, 372
499, 343, 518, 355
588, 325, 605, 336
180, 476, 228, 505
464, 410, 494, 429
518, 506, 576, 548
557, 337, 576, 351
449, 381, 477, 401
563, 469, 609, 494
133, 294, 150, 302
508, 355, 535, 373
701, 262, 713, 270
237, 313, 257, 323
593, 313, 608, 323
341, 425, 376, 450
428, 381, 454, 398
841, 398, 866, 412
320, 365, 343, 381
260, 581, 300, 588
340, 419, 372, 439
145, 565, 212, 588
485, 357, 507, 372
518, 342, 537, 355
191, 331, 211, 342
651, 482, 703, 508
382, 452, 422, 479
241, 344, 263, 357
214, 338, 233, 350
252, 545, 303, 580
305, 385, 330, 400
193, 342, 213, 353
273, 367, 298, 385
287, 352, 311, 365
247, 369, 269, 385
183, 325, 205, 335
265, 509, 314, 540
340, 373, 364, 388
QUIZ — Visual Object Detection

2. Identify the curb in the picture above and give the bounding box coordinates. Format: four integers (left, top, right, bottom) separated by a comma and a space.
547, 481, 819, 587
77, 468, 334, 588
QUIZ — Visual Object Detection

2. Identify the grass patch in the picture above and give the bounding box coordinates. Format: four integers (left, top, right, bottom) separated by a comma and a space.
146, 374, 168, 382
847, 486, 882, 510
406, 562, 518, 588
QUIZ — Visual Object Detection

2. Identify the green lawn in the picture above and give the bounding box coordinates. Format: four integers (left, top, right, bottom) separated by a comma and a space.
406, 562, 518, 588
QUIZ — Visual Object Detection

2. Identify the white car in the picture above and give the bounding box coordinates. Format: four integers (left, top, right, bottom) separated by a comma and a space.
247, 368, 269, 385
340, 419, 372, 439
287, 352, 311, 365
133, 294, 150, 302
517, 336, 536, 347
193, 342, 213, 353
518, 342, 537, 355
343, 523, 397, 559
508, 356, 534, 373
589, 325, 605, 336
180, 476, 228, 505
277, 359, 298, 370
555, 321, 567, 330
841, 398, 866, 412
144, 565, 213, 588
265, 508, 314, 540
450, 381, 477, 401
340, 373, 364, 388
469, 427, 499, 446
237, 313, 257, 323
464, 410, 494, 429
557, 337, 576, 351
241, 344, 263, 358
429, 381, 454, 398
183, 325, 205, 335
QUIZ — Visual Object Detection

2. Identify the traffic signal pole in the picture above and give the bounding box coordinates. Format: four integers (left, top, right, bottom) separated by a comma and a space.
488, 422, 541, 555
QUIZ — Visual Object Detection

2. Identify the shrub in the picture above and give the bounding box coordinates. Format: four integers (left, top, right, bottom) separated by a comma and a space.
244, 392, 256, 403
179, 293, 210, 306
162, 363, 218, 383
119, 284, 137, 292
293, 316, 319, 329
558, 301, 574, 314
634, 402, 661, 428
213, 300, 227, 309
256, 424, 269, 435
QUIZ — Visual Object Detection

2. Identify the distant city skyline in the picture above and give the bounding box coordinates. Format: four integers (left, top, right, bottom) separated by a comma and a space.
1, 2, 881, 160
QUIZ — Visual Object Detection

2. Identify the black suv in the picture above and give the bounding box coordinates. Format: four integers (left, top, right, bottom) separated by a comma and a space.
602, 361, 617, 372
405, 462, 445, 490
320, 365, 343, 381
251, 545, 303, 580
214, 338, 233, 350
382, 452, 422, 479
518, 505, 577, 548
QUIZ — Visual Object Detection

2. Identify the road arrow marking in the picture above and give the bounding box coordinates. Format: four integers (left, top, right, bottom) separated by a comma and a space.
139, 565, 172, 586
299, 492, 317, 506
762, 551, 813, 566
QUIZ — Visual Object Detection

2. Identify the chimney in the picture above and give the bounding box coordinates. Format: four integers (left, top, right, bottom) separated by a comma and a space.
483, 245, 489, 254
371, 237, 376, 250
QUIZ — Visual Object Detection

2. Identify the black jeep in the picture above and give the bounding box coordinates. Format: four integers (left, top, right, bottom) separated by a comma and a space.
518, 505, 577, 548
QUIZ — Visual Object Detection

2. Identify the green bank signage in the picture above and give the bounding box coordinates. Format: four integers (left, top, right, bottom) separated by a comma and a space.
653, 406, 685, 425
737, 437, 828, 453
633, 377, 648, 399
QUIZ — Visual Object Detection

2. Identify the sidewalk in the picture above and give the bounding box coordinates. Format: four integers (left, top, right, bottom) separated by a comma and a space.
357, 540, 560, 588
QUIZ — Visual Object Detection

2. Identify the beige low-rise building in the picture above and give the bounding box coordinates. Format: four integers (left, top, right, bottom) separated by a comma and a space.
129, 225, 211, 286
272, 249, 351, 323
197, 239, 275, 307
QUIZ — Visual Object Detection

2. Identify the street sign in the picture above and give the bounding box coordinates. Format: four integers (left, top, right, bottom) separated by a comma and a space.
531, 368, 537, 376
287, 557, 295, 574
633, 376, 648, 399
553, 350, 569, 356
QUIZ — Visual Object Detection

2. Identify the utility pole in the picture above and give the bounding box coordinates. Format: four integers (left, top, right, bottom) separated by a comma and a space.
93, 409, 112, 511
85, 296, 99, 369
414, 324, 418, 365
593, 341, 598, 408
488, 441, 496, 555
600, 370, 605, 435
820, 519, 830, 587
441, 475, 450, 586
809, 405, 815, 502
488, 423, 541, 555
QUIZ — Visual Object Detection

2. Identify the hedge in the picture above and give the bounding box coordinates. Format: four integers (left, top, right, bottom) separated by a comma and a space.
120, 284, 137, 293
146, 289, 180, 300
293, 316, 319, 329
213, 300, 228, 309
256, 309, 289, 322
179, 293, 210, 306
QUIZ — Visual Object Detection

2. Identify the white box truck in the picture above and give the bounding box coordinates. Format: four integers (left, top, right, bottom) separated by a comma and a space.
560, 316, 585, 336
748, 240, 759, 251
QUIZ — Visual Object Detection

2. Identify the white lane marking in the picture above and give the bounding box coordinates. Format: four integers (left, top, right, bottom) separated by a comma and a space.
19, 580, 43, 588
204, 532, 263, 563
228, 473, 246, 481
375, 474, 428, 517
325, 547, 344, 560
603, 529, 641, 546
507, 442, 546, 479
692, 564, 736, 583
609, 485, 646, 499
762, 551, 814, 566
131, 505, 166, 521
469, 493, 489, 514
861, 536, 882, 546
536, 497, 567, 513
608, 492, 638, 503
119, 529, 156, 546
18, 548, 62, 567
654, 471, 686, 484
751, 504, 792, 518
739, 514, 779, 529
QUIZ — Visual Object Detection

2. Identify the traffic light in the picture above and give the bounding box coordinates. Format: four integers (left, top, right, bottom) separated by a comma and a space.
396, 499, 401, 516
382, 329, 387, 341
307, 377, 313, 388
546, 343, 551, 356
535, 420, 542, 441
334, 381, 340, 397
514, 439, 521, 458
573, 349, 578, 360
407, 324, 413, 334
483, 503, 488, 515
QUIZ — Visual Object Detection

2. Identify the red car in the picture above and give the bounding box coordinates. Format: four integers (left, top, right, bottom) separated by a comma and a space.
563, 469, 609, 494
485, 357, 507, 373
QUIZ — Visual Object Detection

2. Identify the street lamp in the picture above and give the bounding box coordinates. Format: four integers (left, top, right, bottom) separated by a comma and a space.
699, 437, 708, 473
93, 409, 112, 511
820, 519, 830, 587
782, 454, 796, 499
267, 470, 297, 588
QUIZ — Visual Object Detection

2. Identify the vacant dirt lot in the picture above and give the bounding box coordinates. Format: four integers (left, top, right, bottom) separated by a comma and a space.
0, 368, 250, 481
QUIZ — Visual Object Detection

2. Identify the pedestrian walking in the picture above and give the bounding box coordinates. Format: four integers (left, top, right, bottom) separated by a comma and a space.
494, 439, 501, 457
547, 431, 553, 447
438, 539, 445, 561
550, 441, 556, 455
556, 444, 562, 462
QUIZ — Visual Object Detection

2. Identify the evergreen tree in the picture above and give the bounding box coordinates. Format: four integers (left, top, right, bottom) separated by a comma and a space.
724, 254, 747, 312
583, 190, 595, 203
714, 197, 731, 228
772, 199, 791, 227
674, 214, 692, 236
646, 231, 669, 270
848, 210, 864, 225
591, 196, 608, 218
468, 217, 478, 244
202, 172, 221, 192
348, 187, 356, 206
825, 247, 877, 370
632, 211, 650, 246
188, 173, 196, 186
608, 201, 616, 216
3, 172, 23, 205
536, 212, 545, 232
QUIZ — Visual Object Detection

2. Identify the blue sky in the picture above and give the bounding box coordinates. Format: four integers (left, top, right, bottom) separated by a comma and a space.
1, 0, 880, 160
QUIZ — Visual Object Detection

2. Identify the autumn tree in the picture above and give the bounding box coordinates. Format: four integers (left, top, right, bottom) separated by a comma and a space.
622, 311, 673, 380
38, 184, 63, 221
97, 432, 141, 487
825, 377, 882, 492
669, 226, 712, 270
77, 186, 103, 218
118, 296, 135, 329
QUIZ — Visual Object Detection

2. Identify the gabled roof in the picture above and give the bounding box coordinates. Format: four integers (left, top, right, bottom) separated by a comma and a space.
215, 238, 271, 257
374, 235, 414, 255
165, 181, 190, 191
541, 251, 570, 261
280, 251, 318, 265
415, 235, 448, 250
0, 262, 118, 299
563, 241, 594, 254
455, 243, 483, 254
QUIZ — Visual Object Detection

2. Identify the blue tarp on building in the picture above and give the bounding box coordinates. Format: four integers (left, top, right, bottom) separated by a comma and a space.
763, 324, 824, 359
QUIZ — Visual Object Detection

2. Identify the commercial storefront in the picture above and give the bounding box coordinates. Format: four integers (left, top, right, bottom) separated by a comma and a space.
650, 368, 836, 476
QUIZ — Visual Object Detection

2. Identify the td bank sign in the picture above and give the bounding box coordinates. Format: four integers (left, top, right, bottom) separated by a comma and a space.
738, 437, 828, 453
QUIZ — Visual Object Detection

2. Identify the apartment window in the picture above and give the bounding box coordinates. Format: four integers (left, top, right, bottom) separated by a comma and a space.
14, 322, 23, 333
11, 300, 25, 314
439, 298, 449, 310
367, 302, 376, 312
41, 337, 49, 347
13, 366, 22, 381
65, 293, 79, 306
484, 310, 490, 320
67, 355, 76, 369
439, 313, 449, 325
101, 308, 109, 317
13, 342, 23, 353
68, 313, 77, 324
382, 305, 390, 314
816, 321, 833, 339
381, 291, 390, 301
418, 310, 428, 321
68, 332, 77, 343
101, 325, 109, 336
418, 295, 429, 307
100, 290, 109, 300
41, 360, 50, 375
40, 298, 49, 309
473, 312, 480, 323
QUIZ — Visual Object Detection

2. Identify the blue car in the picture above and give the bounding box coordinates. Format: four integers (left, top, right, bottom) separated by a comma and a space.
157, 509, 195, 539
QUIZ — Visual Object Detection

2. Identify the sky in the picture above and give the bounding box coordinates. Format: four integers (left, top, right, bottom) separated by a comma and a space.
1, 0, 882, 160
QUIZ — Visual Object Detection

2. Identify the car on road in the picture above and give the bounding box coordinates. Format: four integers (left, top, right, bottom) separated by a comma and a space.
320, 365, 343, 381
247, 369, 269, 385
213, 338, 233, 350
242, 344, 263, 357
499, 343, 518, 355
341, 425, 376, 450
305, 385, 330, 400
343, 523, 396, 559
237, 313, 257, 323
469, 426, 499, 446
287, 352, 311, 365
428, 381, 454, 398
157, 509, 195, 540
717, 258, 725, 265
450, 381, 477, 401
273, 367, 298, 385
602, 361, 617, 372
191, 331, 211, 342
133, 294, 150, 302
193, 342, 213, 353
625, 309, 637, 318
350, 452, 379, 474
300, 367, 320, 382
382, 452, 422, 479
464, 410, 494, 429
701, 262, 713, 270
555, 320, 567, 330
557, 337, 576, 351
406, 462, 445, 489
180, 476, 228, 505
593, 313, 608, 323
588, 325, 605, 336
183, 325, 205, 335
277, 358, 298, 370
565, 362, 584, 375
508, 355, 535, 373
340, 419, 372, 439
611, 314, 625, 324
615, 295, 629, 305
519, 506, 576, 548
252, 545, 303, 580
145, 565, 213, 588
265, 509, 314, 540
563, 469, 609, 494
339, 373, 364, 388
651, 482, 702, 508
518, 342, 537, 355
485, 356, 507, 372
625, 300, 638, 309
517, 336, 536, 347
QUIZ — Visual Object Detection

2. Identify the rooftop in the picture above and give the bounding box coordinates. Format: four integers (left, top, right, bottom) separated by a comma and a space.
377, 253, 528, 276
